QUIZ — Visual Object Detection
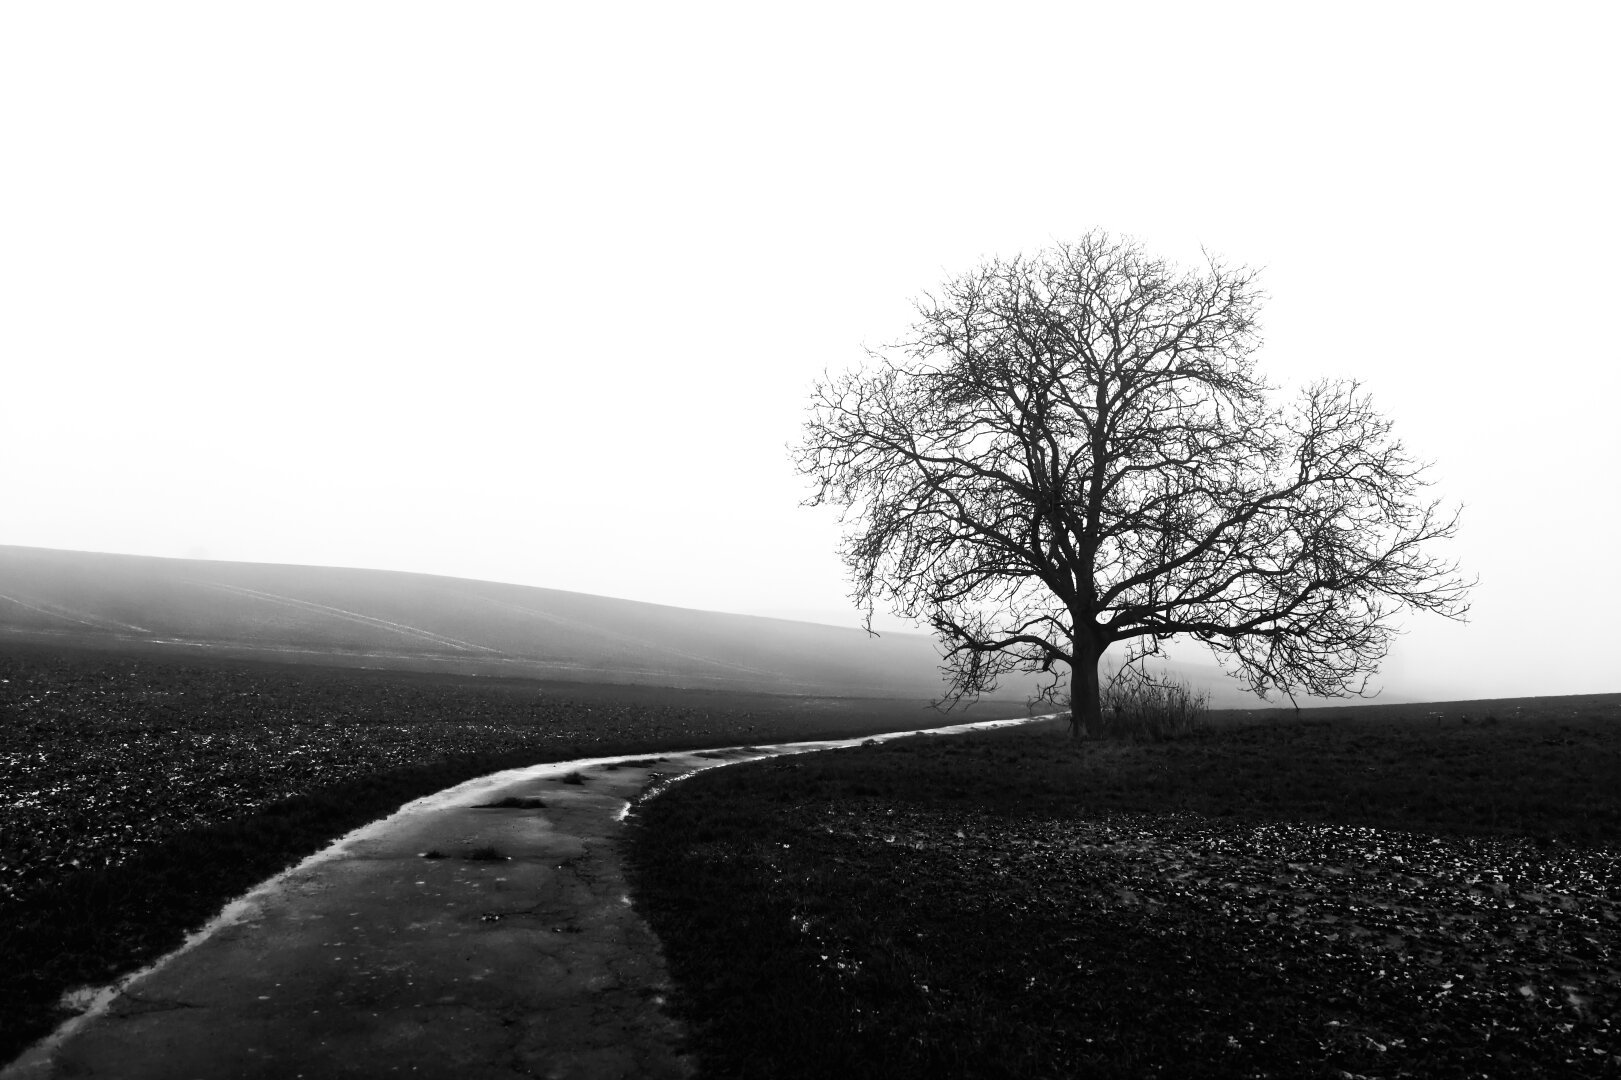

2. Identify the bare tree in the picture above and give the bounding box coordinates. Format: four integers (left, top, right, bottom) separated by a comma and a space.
796, 232, 1471, 736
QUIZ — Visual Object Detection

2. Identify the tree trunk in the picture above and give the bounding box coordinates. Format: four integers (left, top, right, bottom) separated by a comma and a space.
1068, 644, 1103, 738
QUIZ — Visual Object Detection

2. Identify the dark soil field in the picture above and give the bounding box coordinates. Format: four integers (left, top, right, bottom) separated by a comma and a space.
629, 696, 1621, 1079
0, 641, 1012, 1062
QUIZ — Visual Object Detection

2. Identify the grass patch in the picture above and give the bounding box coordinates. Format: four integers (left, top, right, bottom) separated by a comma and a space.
560, 771, 587, 785
629, 699, 1621, 1079
473, 795, 547, 810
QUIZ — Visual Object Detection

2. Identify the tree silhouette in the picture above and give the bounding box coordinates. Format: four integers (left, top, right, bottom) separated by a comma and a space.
797, 232, 1471, 735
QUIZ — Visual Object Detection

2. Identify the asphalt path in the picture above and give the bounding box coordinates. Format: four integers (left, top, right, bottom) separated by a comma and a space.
4, 715, 1045, 1080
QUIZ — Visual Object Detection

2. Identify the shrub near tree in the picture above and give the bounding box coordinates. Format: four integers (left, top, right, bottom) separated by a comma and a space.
1095, 669, 1210, 740
797, 231, 1471, 736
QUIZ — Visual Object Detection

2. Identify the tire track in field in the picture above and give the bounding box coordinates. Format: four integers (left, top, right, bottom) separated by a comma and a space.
0, 593, 153, 635
186, 582, 500, 654
456, 590, 803, 683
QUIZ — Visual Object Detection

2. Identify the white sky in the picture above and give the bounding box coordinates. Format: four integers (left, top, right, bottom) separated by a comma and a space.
3, 2, 1618, 702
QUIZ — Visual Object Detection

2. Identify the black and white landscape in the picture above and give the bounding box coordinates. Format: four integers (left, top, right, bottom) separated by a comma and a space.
3, 3, 1619, 1077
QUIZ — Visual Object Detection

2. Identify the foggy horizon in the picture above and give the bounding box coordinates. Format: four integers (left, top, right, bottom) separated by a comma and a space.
0, 540, 1580, 712
4, 4, 1618, 703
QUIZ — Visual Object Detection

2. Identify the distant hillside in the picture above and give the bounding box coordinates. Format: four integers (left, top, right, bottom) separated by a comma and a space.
0, 546, 1007, 700
0, 545, 1284, 707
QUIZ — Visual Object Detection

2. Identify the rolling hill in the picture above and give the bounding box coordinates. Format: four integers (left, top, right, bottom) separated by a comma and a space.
0, 546, 1006, 700
0, 545, 1280, 707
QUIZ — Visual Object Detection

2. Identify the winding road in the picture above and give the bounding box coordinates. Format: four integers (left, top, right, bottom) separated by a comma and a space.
4, 716, 1043, 1080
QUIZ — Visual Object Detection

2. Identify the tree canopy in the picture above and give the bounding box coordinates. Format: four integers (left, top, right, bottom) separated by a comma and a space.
796, 232, 1471, 734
